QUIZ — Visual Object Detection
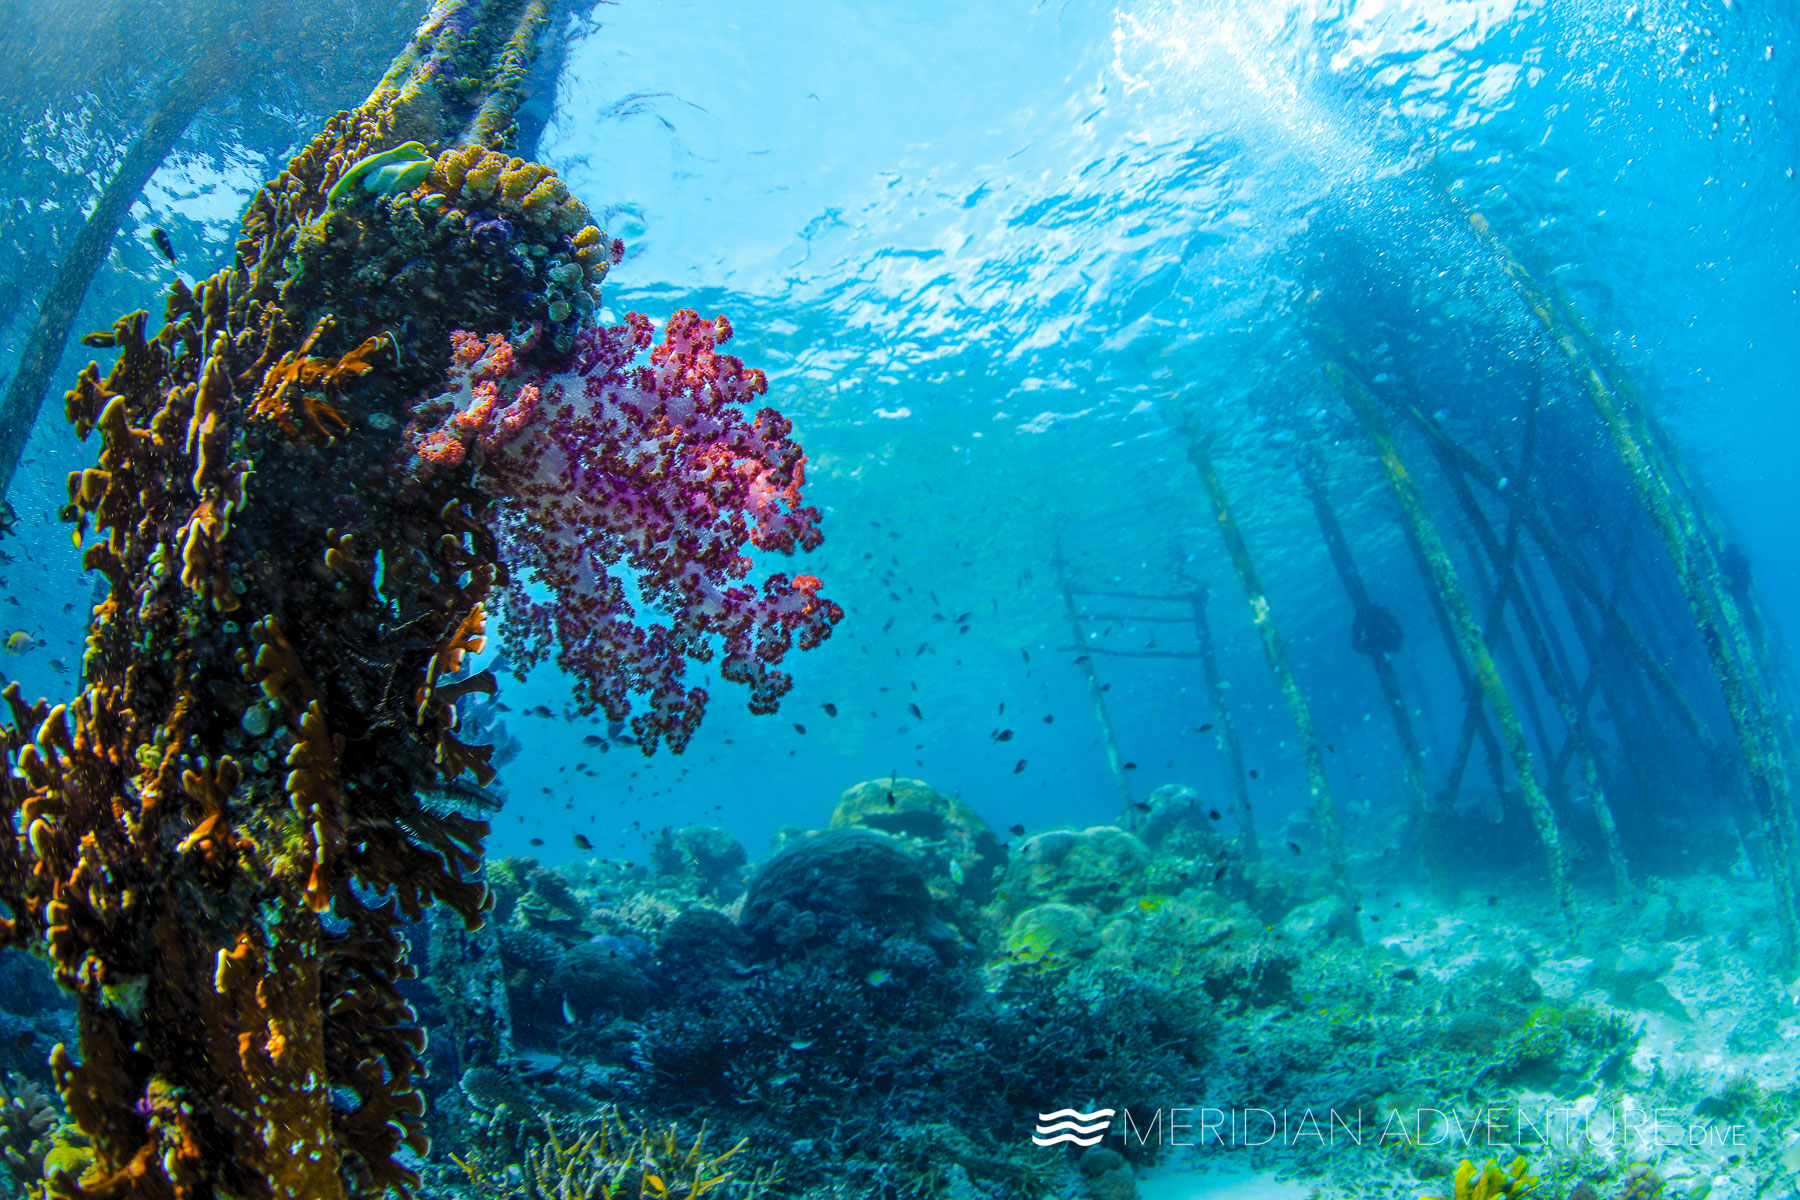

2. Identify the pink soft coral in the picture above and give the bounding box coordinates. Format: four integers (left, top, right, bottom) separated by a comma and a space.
405, 311, 840, 754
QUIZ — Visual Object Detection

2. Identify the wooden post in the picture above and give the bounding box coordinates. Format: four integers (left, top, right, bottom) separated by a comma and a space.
1053, 545, 1136, 815
1300, 451, 1432, 878
0, 55, 225, 498
1462, 207, 1800, 950
1188, 439, 1349, 889
1184, 585, 1260, 860
1395, 396, 1723, 763
1426, 428, 1635, 895
1330, 366, 1571, 917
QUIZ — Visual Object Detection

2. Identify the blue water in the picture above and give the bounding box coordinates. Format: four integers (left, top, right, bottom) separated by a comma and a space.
2, 4, 1799, 1193
3, 1, 1795, 867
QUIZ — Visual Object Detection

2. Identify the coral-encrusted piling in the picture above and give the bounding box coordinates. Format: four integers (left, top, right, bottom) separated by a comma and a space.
0, 2, 837, 1196
1331, 364, 1571, 921
1187, 438, 1349, 892
1460, 206, 1800, 955
1300, 449, 1432, 883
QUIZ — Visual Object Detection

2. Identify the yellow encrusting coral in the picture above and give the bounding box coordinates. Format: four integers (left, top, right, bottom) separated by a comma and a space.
1423, 1157, 1540, 1200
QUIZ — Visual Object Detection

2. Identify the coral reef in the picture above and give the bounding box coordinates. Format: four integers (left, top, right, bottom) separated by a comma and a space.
998, 826, 1151, 915
393, 772, 1800, 1200
0, 1072, 59, 1198
649, 827, 750, 903
739, 830, 947, 954
0, 5, 835, 1197
830, 777, 1007, 910
1425, 1157, 1540, 1200
453, 1110, 762, 1199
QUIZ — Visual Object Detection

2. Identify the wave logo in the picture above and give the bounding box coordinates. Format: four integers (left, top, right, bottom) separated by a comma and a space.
1032, 1107, 1116, 1147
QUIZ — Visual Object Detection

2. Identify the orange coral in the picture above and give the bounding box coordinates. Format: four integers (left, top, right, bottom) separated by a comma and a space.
0, 11, 582, 1195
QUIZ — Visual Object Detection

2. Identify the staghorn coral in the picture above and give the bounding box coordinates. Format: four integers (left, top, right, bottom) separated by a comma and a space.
0, 1072, 59, 1197
0, 3, 836, 1198
454, 1111, 763, 1200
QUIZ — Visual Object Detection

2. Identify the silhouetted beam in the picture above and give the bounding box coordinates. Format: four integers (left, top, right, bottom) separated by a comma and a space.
1054, 547, 1136, 813
1188, 438, 1347, 889
1427, 414, 1633, 894
1396, 396, 1720, 762
1185, 586, 1258, 860
0, 57, 224, 499
1458, 531, 1562, 795
1514, 541, 1582, 702
1464, 207, 1799, 951
1331, 365, 1570, 917
1300, 450, 1432, 880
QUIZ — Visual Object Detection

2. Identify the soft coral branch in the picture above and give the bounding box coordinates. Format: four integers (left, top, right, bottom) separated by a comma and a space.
405, 310, 841, 753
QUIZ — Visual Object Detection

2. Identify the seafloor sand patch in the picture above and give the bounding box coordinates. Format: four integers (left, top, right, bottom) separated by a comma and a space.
1137, 1160, 1319, 1200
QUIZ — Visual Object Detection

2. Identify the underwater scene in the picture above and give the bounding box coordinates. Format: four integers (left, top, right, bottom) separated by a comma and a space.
0, 0, 1797, 1197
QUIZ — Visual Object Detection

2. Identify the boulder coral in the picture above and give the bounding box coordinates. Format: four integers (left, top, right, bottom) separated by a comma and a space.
830, 777, 1006, 903
998, 826, 1151, 915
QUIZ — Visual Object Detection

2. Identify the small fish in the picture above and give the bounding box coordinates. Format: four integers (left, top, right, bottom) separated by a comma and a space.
865, 969, 893, 987
581, 734, 606, 747
1213, 864, 1228, 882
908, 703, 922, 720
1326, 744, 1336, 754
947, 856, 965, 885
1123, 761, 1139, 771
1286, 841, 1302, 856
822, 703, 838, 717
4, 631, 36, 655
793, 722, 806, 735
80, 331, 116, 348
1008, 823, 1026, 837
563, 998, 577, 1025
1014, 759, 1027, 774
886, 790, 896, 806
1042, 714, 1054, 724
572, 834, 593, 850
1021, 649, 1031, 664
1198, 723, 1214, 733
992, 729, 1014, 743
1129, 800, 1151, 812
527, 705, 554, 718
789, 1038, 815, 1051
882, 617, 895, 632
1249, 769, 1260, 779
1208, 809, 1222, 821
530, 837, 545, 846
150, 226, 177, 265
1138, 897, 1166, 913
48, 658, 67, 674
997, 701, 1005, 715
